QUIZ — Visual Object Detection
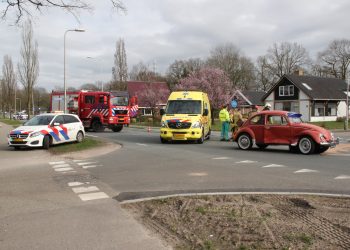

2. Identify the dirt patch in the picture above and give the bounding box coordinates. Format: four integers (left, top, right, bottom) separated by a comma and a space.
122, 194, 350, 249
326, 143, 350, 154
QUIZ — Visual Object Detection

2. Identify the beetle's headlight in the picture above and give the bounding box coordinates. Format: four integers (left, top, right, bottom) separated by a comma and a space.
30, 132, 41, 138
161, 121, 168, 128
319, 133, 327, 142
192, 121, 201, 128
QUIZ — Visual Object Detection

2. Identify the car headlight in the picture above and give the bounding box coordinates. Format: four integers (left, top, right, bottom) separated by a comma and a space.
30, 131, 42, 138
319, 133, 327, 142
192, 121, 202, 128
161, 121, 168, 128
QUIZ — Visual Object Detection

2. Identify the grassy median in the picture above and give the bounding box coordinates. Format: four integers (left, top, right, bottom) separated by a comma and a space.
0, 118, 23, 127
49, 137, 103, 154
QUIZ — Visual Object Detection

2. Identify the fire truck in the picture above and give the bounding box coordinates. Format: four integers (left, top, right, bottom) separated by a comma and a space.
50, 90, 138, 132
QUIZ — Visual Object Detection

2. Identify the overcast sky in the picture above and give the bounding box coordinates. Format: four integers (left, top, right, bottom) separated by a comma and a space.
0, 0, 349, 91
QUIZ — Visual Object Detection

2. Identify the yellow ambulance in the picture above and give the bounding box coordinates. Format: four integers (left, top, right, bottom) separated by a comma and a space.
160, 91, 211, 143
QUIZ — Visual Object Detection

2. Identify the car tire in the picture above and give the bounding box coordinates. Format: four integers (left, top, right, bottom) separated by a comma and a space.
237, 133, 252, 150
205, 128, 211, 140
197, 129, 204, 144
316, 146, 329, 154
76, 131, 84, 143
256, 143, 268, 150
289, 145, 298, 153
160, 137, 167, 144
111, 125, 123, 132
42, 135, 51, 150
298, 136, 315, 155
92, 120, 103, 132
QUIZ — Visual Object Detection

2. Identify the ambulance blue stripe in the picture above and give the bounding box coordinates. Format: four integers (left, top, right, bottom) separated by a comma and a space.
59, 130, 70, 140
49, 132, 61, 141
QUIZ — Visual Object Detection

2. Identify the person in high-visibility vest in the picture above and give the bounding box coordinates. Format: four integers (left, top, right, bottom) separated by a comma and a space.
219, 104, 230, 141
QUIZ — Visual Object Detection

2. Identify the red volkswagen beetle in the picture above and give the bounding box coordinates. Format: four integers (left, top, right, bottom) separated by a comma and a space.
233, 111, 339, 154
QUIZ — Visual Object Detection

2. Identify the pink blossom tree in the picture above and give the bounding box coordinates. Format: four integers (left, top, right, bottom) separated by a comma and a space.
176, 67, 234, 123
136, 87, 170, 120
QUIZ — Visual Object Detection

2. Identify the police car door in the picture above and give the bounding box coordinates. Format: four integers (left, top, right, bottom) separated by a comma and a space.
51, 115, 68, 144
63, 115, 80, 141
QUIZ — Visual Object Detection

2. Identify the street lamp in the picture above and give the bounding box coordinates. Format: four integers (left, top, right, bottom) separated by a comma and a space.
86, 56, 104, 91
64, 28, 85, 113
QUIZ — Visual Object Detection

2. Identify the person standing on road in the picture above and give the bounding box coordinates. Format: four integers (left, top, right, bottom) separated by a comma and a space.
219, 104, 230, 141
230, 108, 243, 138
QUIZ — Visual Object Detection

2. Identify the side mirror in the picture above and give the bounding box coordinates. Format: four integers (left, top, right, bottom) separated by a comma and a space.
54, 122, 60, 126
203, 109, 209, 116
160, 109, 165, 116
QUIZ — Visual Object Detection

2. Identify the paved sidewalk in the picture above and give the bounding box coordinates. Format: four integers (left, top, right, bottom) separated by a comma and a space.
0, 122, 170, 250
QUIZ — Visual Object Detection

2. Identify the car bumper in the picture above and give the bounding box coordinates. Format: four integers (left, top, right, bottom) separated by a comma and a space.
8, 136, 44, 148
160, 128, 202, 141
320, 137, 340, 148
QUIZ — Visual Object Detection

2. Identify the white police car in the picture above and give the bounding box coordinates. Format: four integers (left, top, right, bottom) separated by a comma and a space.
8, 113, 85, 150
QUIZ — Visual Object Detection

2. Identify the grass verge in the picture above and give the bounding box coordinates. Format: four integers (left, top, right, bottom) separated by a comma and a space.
0, 118, 23, 127
49, 137, 103, 154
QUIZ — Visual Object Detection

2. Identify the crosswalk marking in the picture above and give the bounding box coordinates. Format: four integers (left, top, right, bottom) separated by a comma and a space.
334, 175, 350, 180
49, 161, 65, 165
52, 164, 71, 168
236, 160, 257, 163
55, 167, 74, 172
212, 157, 230, 160
68, 182, 84, 187
261, 164, 286, 168
72, 186, 100, 194
82, 165, 102, 169
72, 160, 85, 162
294, 169, 319, 173
77, 162, 97, 166
78, 192, 109, 201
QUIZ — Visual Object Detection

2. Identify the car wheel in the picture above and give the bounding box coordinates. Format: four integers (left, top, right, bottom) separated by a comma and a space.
256, 143, 268, 150
160, 137, 167, 144
289, 145, 298, 153
298, 136, 315, 155
197, 129, 204, 144
111, 125, 123, 132
205, 128, 211, 140
42, 135, 51, 150
237, 133, 252, 150
76, 131, 84, 143
92, 120, 103, 132
317, 146, 329, 154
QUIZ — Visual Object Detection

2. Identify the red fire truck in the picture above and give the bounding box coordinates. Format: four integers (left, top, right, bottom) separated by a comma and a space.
50, 90, 138, 132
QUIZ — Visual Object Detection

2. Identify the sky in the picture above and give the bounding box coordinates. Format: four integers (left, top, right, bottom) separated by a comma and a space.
0, 0, 350, 91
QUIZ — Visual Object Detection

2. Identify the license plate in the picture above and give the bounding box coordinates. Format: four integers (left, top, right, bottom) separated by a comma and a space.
173, 134, 185, 139
13, 138, 23, 142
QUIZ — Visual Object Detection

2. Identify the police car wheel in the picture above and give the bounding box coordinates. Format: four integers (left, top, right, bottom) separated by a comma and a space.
42, 135, 51, 149
76, 131, 84, 143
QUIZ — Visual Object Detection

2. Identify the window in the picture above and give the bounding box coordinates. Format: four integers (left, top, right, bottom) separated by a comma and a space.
250, 115, 264, 125
279, 85, 294, 96
64, 115, 80, 124
327, 103, 337, 116
274, 102, 299, 112
267, 115, 288, 125
85, 95, 95, 104
52, 115, 64, 125
314, 103, 325, 117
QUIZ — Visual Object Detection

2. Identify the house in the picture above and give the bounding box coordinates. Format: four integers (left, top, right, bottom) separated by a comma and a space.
230, 90, 266, 114
127, 81, 170, 116
262, 73, 349, 122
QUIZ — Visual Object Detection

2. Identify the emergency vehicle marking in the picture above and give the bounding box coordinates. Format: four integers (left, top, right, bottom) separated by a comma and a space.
87, 108, 109, 118
10, 130, 32, 135
166, 119, 191, 123
130, 105, 139, 117
40, 125, 70, 142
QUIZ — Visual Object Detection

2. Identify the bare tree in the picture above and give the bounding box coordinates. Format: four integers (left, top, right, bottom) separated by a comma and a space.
1, 0, 126, 24
2, 55, 17, 118
207, 43, 255, 90
129, 61, 165, 82
17, 20, 39, 119
318, 39, 350, 80
265, 42, 310, 78
111, 38, 128, 90
255, 56, 277, 91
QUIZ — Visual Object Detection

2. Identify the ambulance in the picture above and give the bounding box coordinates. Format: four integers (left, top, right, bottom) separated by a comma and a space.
8, 113, 85, 150
160, 91, 211, 143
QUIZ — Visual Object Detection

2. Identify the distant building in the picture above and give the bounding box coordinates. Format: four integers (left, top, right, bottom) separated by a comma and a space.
262, 73, 348, 122
230, 90, 266, 114
127, 81, 170, 116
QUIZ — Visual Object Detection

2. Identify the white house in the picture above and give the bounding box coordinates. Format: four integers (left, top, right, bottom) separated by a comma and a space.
262, 73, 349, 122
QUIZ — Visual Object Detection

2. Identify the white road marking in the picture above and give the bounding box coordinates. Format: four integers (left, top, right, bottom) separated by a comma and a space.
72, 186, 100, 194
68, 182, 84, 187
62, 171, 77, 174
72, 160, 85, 162
49, 161, 65, 165
78, 192, 109, 201
294, 169, 319, 173
55, 167, 74, 172
334, 175, 350, 180
188, 172, 208, 176
236, 160, 257, 164
136, 143, 147, 146
82, 165, 102, 169
212, 157, 230, 160
261, 164, 286, 168
52, 164, 71, 168
86, 134, 98, 138
77, 162, 97, 166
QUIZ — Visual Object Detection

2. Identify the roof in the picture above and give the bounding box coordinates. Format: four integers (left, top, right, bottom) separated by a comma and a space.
241, 90, 266, 105
262, 74, 348, 101
127, 81, 170, 106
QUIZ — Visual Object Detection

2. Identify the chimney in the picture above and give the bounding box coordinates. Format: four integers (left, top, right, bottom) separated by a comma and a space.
294, 69, 304, 76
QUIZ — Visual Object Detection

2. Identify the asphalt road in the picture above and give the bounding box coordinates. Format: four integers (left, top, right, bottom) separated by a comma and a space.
84, 127, 350, 201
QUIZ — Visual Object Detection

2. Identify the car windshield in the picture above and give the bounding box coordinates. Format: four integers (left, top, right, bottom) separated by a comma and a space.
111, 96, 129, 106
166, 100, 202, 114
287, 113, 303, 123
24, 115, 55, 126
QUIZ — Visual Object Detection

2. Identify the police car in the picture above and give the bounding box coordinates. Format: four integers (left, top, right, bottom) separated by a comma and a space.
8, 113, 85, 150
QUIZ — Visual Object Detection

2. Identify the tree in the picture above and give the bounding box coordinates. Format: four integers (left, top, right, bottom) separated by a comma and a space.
255, 56, 277, 91
207, 43, 255, 90
17, 20, 39, 119
136, 86, 170, 119
318, 39, 350, 79
166, 58, 204, 90
79, 83, 99, 91
265, 42, 310, 78
129, 61, 165, 82
1, 0, 126, 24
2, 55, 17, 118
175, 67, 233, 123
111, 38, 128, 90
